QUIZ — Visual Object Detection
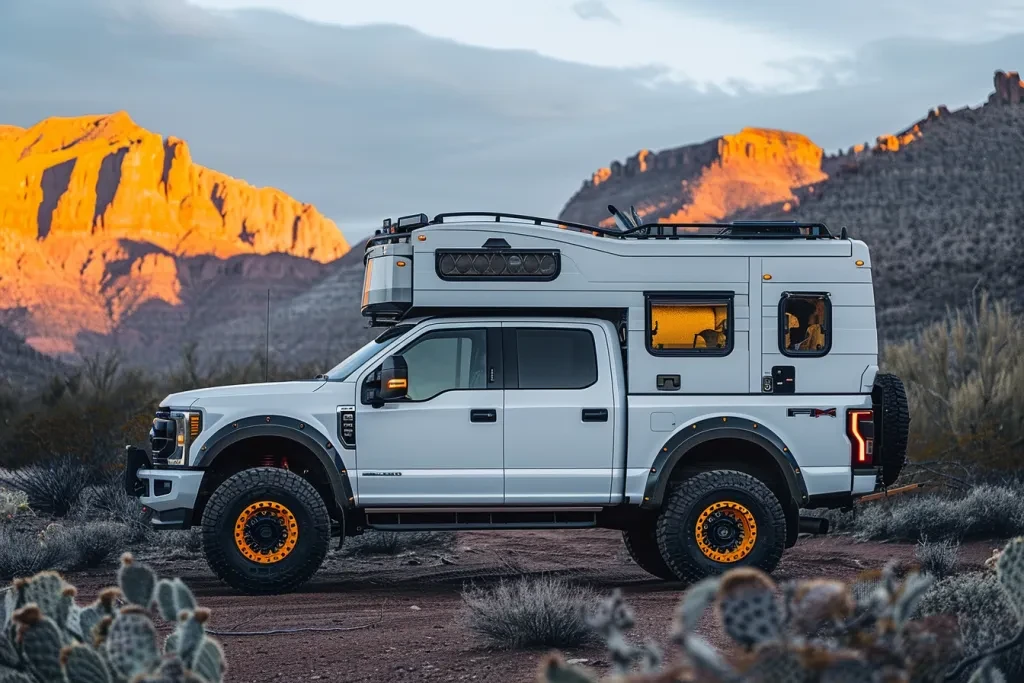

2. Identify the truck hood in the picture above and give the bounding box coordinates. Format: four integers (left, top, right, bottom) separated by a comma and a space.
162, 380, 327, 408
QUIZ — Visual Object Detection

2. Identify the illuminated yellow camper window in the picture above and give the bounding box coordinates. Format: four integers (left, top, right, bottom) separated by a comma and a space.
647, 296, 732, 356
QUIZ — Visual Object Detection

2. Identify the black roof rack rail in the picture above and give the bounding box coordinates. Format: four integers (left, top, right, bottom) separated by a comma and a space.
365, 212, 836, 250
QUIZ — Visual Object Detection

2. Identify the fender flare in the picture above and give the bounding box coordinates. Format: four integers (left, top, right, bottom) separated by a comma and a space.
193, 415, 354, 512
641, 416, 808, 509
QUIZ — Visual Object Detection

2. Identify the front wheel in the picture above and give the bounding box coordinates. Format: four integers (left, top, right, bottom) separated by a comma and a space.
655, 470, 786, 583
201, 467, 332, 595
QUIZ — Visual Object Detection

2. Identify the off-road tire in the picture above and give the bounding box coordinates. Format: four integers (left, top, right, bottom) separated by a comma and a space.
655, 470, 787, 583
873, 373, 910, 486
622, 523, 677, 581
201, 467, 331, 595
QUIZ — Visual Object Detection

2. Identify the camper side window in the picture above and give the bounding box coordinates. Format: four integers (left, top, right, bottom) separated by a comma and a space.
646, 294, 733, 356
779, 293, 831, 356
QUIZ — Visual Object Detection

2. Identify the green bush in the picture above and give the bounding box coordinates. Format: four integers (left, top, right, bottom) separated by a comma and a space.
462, 576, 598, 650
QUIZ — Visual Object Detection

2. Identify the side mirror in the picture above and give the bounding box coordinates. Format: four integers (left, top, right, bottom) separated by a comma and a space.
378, 355, 409, 401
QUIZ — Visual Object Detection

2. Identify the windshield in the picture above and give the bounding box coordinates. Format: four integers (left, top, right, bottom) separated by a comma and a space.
325, 325, 413, 381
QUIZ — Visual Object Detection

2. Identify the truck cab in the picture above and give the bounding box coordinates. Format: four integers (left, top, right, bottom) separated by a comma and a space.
125, 210, 909, 594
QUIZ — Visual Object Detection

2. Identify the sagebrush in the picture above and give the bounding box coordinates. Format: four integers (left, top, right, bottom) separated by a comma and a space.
854, 484, 1024, 542
915, 537, 960, 578
463, 575, 598, 650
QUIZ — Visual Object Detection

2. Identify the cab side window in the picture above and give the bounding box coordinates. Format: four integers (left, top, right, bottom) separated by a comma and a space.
780, 293, 831, 356
399, 329, 488, 401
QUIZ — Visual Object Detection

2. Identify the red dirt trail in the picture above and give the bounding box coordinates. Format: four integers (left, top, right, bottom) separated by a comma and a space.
68, 530, 997, 683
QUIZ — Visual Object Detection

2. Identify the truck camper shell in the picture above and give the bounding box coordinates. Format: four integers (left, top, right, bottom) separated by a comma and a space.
361, 212, 877, 396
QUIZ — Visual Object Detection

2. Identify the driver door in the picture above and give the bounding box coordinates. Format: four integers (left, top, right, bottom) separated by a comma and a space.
354, 323, 504, 505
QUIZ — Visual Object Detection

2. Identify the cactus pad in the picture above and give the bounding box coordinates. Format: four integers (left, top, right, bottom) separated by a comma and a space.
62, 643, 112, 683
192, 637, 226, 683
104, 609, 160, 679
117, 554, 157, 607
16, 611, 66, 682
715, 568, 782, 647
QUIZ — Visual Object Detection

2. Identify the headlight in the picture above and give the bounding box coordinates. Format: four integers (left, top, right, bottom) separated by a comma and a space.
169, 410, 202, 465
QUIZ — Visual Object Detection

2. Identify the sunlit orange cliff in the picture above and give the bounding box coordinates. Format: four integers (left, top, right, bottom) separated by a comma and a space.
0, 112, 349, 356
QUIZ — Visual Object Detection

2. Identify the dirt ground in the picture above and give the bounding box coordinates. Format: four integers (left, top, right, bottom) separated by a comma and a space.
68, 530, 998, 683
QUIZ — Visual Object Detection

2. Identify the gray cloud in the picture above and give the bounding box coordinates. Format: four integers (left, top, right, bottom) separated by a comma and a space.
571, 0, 621, 24
0, 0, 1017, 241
645, 0, 1024, 46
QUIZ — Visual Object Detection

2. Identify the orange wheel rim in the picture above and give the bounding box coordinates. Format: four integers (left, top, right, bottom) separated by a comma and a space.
233, 501, 299, 564
694, 500, 757, 563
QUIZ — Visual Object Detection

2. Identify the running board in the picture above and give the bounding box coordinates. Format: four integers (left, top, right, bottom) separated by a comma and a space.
364, 506, 601, 530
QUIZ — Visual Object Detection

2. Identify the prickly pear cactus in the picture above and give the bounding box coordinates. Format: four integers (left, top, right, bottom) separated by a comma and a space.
540, 536, 1024, 683
0, 553, 226, 683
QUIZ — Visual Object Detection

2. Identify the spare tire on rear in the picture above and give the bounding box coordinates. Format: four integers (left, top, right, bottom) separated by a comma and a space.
872, 373, 910, 486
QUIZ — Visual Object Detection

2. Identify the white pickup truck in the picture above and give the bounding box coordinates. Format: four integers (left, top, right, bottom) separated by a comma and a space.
125, 210, 909, 594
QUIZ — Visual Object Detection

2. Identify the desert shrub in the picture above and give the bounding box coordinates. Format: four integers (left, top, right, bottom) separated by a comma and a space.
160, 529, 204, 554
916, 537, 960, 578
0, 455, 92, 517
0, 353, 159, 470
52, 521, 128, 571
918, 569, 1024, 680
542, 537, 1024, 682
883, 293, 1024, 470
342, 530, 456, 557
0, 486, 30, 520
0, 521, 127, 579
0, 529, 66, 579
74, 478, 150, 543
462, 575, 598, 650
854, 484, 1024, 542
0, 554, 226, 681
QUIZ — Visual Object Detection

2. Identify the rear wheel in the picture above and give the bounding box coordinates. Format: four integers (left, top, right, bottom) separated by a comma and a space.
202, 467, 331, 595
656, 470, 786, 583
622, 523, 677, 581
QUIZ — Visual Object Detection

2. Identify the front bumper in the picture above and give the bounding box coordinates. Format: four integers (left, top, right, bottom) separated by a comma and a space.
125, 447, 203, 529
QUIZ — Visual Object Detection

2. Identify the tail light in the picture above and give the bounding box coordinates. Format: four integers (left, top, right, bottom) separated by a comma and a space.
847, 409, 875, 466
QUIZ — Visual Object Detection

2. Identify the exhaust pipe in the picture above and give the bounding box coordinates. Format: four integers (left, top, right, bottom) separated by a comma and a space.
799, 515, 830, 535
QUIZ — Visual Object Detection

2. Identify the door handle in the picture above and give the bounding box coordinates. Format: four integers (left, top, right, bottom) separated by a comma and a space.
581, 408, 609, 422
470, 409, 497, 423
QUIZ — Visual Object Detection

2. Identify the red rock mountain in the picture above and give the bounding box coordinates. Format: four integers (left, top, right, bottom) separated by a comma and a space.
0, 112, 349, 359
560, 128, 827, 227
560, 70, 1024, 340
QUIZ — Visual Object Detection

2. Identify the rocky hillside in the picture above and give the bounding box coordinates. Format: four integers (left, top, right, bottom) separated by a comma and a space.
560, 128, 826, 227
560, 71, 1024, 340
0, 112, 349, 360
0, 324, 66, 393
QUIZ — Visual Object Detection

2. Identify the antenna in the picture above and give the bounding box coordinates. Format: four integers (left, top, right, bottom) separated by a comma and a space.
264, 288, 270, 382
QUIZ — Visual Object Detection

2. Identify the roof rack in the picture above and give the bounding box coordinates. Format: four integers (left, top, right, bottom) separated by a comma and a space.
365, 211, 835, 249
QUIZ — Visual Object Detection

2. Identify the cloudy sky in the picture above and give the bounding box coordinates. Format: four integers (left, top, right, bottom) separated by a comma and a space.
2, 0, 1022, 242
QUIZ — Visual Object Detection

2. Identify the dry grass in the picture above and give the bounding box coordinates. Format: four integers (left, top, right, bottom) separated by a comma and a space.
884, 293, 1024, 470
461, 575, 599, 650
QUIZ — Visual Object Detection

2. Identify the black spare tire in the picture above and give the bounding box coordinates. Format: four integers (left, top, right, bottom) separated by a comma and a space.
872, 373, 910, 486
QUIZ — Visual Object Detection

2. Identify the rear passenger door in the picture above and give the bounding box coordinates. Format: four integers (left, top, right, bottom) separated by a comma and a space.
502, 323, 616, 504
